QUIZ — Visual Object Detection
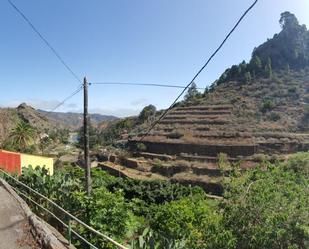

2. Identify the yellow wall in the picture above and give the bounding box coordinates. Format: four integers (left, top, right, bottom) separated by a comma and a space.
20, 154, 54, 175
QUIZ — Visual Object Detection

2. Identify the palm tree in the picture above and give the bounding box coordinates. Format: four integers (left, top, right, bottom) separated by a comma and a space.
8, 121, 36, 152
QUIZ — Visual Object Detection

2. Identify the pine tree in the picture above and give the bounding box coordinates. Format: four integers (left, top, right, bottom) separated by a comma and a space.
251, 56, 262, 71
184, 82, 199, 101
264, 58, 273, 78
244, 72, 252, 83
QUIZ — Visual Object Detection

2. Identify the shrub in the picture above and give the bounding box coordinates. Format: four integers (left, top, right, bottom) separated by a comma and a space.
136, 143, 147, 152
167, 130, 184, 139
223, 154, 309, 249
260, 98, 275, 113
138, 105, 156, 123
218, 153, 231, 171
150, 197, 235, 249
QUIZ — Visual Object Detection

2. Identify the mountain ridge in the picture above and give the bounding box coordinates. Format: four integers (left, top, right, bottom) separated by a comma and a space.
0, 103, 118, 143
38, 109, 117, 130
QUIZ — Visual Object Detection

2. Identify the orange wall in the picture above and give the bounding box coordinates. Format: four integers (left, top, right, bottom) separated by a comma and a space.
0, 150, 21, 175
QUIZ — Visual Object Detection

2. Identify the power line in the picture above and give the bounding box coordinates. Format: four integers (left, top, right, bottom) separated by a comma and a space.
8, 0, 83, 113
42, 85, 83, 117
90, 82, 205, 90
139, 0, 258, 141
7, 0, 82, 84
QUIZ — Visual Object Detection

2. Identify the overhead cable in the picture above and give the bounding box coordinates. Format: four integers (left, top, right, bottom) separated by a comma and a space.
90, 82, 204, 90
139, 0, 258, 141
42, 85, 83, 116
8, 0, 82, 84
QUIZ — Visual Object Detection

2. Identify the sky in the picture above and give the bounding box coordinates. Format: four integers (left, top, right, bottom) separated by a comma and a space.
1, 0, 309, 117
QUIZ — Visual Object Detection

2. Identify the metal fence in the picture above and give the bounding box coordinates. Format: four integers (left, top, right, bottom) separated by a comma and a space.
0, 169, 128, 249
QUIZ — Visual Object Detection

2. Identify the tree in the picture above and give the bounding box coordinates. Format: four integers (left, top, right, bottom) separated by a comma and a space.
279, 11, 299, 30
138, 104, 156, 123
244, 72, 252, 83
252, 12, 308, 70
229, 65, 240, 79
39, 136, 51, 155
7, 121, 36, 152
184, 82, 199, 101
78, 124, 101, 149
264, 57, 272, 78
250, 55, 262, 73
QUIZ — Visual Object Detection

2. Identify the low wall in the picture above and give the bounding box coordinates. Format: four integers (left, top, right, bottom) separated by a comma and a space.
258, 142, 309, 154
0, 179, 72, 249
99, 163, 128, 178
151, 163, 190, 177
21, 154, 54, 175
129, 140, 257, 157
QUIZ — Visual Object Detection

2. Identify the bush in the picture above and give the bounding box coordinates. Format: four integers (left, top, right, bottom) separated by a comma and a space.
150, 197, 235, 249
136, 143, 147, 152
260, 98, 276, 113
167, 130, 184, 139
218, 153, 231, 171
138, 105, 156, 123
223, 154, 309, 249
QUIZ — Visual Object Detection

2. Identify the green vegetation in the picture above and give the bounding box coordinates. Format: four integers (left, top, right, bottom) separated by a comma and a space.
2, 120, 72, 155
100, 117, 136, 145
48, 128, 70, 144
260, 98, 276, 113
136, 142, 147, 152
4, 121, 37, 153
222, 152, 309, 249
216, 12, 309, 85
138, 105, 156, 124
184, 82, 203, 104
254, 12, 309, 70
77, 124, 103, 149
90, 104, 157, 146
3, 152, 308, 249
38, 136, 52, 155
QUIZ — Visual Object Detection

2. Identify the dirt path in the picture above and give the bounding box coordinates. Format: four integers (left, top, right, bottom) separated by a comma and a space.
0, 186, 39, 249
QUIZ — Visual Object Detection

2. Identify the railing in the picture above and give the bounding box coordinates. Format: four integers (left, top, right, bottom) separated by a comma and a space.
0, 169, 129, 249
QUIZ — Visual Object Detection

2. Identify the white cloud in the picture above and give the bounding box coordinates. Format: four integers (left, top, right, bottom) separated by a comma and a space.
88, 107, 141, 118
130, 98, 149, 106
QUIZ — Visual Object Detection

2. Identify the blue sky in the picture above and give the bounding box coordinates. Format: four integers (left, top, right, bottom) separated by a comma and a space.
1, 0, 309, 117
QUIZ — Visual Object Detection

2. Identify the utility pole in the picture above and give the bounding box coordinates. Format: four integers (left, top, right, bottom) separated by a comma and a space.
83, 77, 91, 196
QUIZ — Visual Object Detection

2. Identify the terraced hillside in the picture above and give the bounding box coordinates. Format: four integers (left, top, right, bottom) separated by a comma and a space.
95, 12, 309, 193
110, 71, 307, 193
132, 69, 309, 154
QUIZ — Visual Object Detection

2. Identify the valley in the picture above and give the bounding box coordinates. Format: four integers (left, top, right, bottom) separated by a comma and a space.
1, 8, 309, 249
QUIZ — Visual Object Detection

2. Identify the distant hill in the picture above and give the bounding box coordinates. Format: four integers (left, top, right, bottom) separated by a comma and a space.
0, 103, 117, 143
0, 103, 56, 143
38, 110, 117, 130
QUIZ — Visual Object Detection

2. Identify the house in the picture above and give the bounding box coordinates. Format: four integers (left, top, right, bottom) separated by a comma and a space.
0, 150, 54, 175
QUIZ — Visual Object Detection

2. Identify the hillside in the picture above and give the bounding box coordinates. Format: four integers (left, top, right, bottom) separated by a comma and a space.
0, 103, 117, 145
95, 12, 309, 193
0, 103, 56, 143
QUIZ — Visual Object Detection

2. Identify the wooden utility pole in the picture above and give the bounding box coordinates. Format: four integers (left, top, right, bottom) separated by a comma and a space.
83, 77, 91, 196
